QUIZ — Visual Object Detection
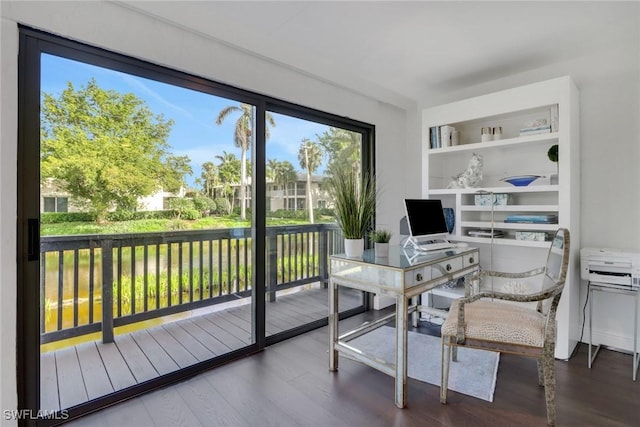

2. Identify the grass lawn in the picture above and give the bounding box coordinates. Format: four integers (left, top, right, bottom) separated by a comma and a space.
41, 215, 335, 236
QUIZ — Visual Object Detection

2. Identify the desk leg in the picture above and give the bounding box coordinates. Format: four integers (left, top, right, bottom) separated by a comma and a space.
411, 296, 419, 328
329, 277, 339, 372
395, 295, 408, 408
633, 290, 639, 381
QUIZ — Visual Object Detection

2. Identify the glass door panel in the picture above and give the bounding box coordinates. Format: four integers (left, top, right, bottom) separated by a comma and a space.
39, 52, 257, 412
264, 112, 366, 338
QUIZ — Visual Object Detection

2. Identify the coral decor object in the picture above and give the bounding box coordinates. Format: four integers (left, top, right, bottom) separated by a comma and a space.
447, 153, 483, 189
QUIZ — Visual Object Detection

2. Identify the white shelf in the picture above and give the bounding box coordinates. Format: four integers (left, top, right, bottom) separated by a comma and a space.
461, 221, 558, 231
454, 235, 552, 248
428, 132, 559, 155
460, 205, 559, 212
429, 286, 465, 299
429, 185, 558, 195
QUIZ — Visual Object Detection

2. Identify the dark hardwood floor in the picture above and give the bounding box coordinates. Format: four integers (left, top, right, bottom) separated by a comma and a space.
66, 309, 640, 426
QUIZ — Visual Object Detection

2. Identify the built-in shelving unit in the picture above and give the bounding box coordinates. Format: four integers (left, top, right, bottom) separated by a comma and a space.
420, 76, 581, 359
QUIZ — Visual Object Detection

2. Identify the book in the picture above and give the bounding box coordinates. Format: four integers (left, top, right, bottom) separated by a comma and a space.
520, 125, 551, 136
505, 215, 557, 224
520, 129, 552, 136
468, 229, 504, 238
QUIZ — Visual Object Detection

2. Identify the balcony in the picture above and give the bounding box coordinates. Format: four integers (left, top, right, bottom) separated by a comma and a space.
39, 224, 362, 410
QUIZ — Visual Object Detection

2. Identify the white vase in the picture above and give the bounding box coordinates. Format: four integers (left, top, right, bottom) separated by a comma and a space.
344, 238, 364, 258
374, 242, 389, 258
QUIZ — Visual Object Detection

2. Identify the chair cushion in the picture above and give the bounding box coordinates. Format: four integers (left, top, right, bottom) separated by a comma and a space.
441, 300, 546, 347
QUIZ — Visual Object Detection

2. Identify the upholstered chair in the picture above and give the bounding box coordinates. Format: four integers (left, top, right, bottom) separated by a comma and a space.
440, 228, 570, 426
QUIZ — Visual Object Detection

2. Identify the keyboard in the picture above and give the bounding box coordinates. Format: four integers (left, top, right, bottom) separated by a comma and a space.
417, 242, 457, 252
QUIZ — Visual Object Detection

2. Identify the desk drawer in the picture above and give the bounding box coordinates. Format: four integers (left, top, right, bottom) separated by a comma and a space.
405, 267, 430, 286
431, 258, 462, 279
463, 252, 478, 268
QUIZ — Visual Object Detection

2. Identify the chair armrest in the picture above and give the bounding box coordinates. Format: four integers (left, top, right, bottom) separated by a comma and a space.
480, 267, 545, 279
463, 267, 544, 297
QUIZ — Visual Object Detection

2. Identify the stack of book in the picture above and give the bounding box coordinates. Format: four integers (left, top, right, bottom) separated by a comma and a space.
519, 124, 552, 136
467, 229, 505, 238
428, 125, 456, 149
504, 214, 558, 224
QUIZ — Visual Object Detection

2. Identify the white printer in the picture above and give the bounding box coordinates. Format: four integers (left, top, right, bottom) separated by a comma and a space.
580, 247, 640, 290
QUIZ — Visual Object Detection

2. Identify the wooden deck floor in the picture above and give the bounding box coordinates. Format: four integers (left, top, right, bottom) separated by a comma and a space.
41, 285, 363, 411
65, 309, 640, 427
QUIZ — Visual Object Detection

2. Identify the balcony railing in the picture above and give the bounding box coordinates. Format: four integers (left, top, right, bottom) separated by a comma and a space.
40, 224, 344, 344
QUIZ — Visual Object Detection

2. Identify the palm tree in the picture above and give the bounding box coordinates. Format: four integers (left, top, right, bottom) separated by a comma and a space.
200, 161, 218, 198
273, 160, 297, 210
297, 139, 322, 223
317, 127, 362, 179
216, 103, 276, 220
215, 151, 241, 214
267, 159, 279, 183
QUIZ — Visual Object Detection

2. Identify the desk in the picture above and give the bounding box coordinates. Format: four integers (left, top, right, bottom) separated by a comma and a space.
329, 245, 479, 408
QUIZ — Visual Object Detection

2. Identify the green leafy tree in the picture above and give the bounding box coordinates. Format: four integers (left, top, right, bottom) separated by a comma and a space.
168, 197, 195, 220
298, 139, 323, 223
199, 161, 218, 198
215, 103, 276, 220
317, 127, 362, 178
215, 151, 241, 214
192, 195, 216, 215
41, 79, 191, 222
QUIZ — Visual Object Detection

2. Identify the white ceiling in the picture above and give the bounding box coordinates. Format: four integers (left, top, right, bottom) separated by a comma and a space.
119, 1, 639, 109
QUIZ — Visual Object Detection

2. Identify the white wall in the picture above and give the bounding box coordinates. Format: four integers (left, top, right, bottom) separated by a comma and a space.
413, 14, 640, 353
0, 1, 410, 422
0, 14, 19, 427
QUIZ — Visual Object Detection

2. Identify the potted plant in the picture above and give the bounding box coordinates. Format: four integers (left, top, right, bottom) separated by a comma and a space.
328, 169, 377, 258
548, 144, 558, 184
370, 229, 392, 257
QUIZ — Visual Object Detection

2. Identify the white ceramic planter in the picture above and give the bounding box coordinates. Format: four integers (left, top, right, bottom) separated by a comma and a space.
344, 238, 364, 258
374, 242, 389, 258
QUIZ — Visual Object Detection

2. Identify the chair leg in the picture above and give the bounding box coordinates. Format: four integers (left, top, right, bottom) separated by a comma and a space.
452, 345, 458, 362
537, 359, 544, 386
542, 349, 556, 426
440, 335, 452, 404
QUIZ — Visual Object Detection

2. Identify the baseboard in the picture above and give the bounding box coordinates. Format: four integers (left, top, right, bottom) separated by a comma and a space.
586, 328, 637, 353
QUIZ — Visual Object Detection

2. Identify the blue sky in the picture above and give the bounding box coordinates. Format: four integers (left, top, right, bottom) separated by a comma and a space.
40, 53, 331, 188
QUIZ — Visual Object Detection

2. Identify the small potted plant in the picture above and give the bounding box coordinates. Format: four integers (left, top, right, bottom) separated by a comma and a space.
328, 169, 377, 258
370, 229, 392, 258
548, 144, 558, 184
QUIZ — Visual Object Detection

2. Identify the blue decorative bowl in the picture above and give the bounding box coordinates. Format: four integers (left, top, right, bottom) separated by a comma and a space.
500, 175, 541, 187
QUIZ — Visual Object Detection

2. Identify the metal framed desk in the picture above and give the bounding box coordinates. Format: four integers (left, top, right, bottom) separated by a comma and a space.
587, 282, 640, 381
329, 245, 479, 408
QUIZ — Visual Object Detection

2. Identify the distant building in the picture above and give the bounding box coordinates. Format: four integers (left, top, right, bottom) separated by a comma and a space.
40, 173, 330, 214
138, 187, 187, 211
266, 173, 330, 212
40, 179, 72, 213
40, 178, 186, 213
217, 173, 331, 212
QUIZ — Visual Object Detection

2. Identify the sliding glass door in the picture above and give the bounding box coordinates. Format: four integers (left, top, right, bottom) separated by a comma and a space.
18, 27, 373, 424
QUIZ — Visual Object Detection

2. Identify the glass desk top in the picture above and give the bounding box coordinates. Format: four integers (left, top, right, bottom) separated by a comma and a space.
330, 245, 479, 294
331, 245, 477, 270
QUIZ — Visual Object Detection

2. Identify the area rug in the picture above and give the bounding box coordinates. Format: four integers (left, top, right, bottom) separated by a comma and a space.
349, 326, 500, 402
